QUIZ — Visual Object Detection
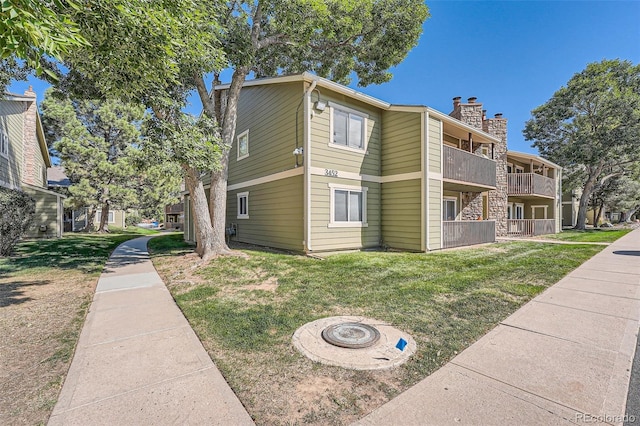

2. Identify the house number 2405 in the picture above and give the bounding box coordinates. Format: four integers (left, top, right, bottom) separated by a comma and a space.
324, 169, 338, 177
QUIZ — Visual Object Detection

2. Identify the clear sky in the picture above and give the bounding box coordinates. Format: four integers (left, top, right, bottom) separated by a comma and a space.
9, 1, 640, 155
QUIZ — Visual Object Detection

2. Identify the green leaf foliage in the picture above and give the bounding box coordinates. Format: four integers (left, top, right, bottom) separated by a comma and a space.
0, 186, 35, 256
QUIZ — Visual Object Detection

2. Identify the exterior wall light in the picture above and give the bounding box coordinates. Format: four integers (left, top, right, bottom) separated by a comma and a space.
314, 100, 327, 111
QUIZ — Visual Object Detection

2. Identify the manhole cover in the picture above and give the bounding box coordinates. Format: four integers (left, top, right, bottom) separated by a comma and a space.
321, 322, 381, 349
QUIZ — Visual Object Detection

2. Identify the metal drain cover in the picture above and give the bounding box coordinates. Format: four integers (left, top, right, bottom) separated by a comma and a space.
322, 322, 381, 349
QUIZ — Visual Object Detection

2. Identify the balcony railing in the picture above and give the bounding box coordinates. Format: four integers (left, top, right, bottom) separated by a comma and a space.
508, 173, 555, 198
165, 203, 184, 214
443, 145, 496, 188
507, 219, 556, 236
443, 220, 496, 249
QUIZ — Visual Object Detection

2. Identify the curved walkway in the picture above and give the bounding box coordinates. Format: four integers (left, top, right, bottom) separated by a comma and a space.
357, 228, 640, 425
49, 236, 253, 425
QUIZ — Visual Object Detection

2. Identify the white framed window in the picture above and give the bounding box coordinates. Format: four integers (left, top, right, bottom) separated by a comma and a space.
96, 210, 115, 223
507, 203, 513, 220
0, 125, 8, 158
531, 205, 548, 219
515, 165, 525, 174
329, 103, 367, 152
237, 130, 249, 160
481, 145, 490, 158
443, 197, 457, 221
328, 183, 367, 227
507, 163, 513, 174
237, 191, 249, 219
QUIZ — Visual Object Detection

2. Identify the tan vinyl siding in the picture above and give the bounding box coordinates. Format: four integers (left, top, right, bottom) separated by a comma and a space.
22, 186, 62, 238
228, 82, 304, 185
428, 117, 442, 174
310, 89, 381, 176
381, 179, 421, 251
310, 175, 380, 251
94, 209, 126, 227
226, 175, 304, 251
428, 178, 442, 249
381, 111, 421, 176
0, 101, 25, 188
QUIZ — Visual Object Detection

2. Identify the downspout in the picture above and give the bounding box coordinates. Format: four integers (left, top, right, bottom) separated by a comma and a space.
304, 80, 317, 252
422, 110, 428, 252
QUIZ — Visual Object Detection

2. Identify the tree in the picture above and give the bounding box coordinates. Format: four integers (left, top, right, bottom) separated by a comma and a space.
524, 59, 640, 230
54, 0, 429, 258
0, 0, 87, 86
42, 92, 145, 232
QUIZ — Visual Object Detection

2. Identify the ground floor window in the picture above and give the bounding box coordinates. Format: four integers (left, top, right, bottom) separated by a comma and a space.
237, 192, 249, 219
329, 184, 367, 227
96, 210, 115, 224
443, 197, 457, 221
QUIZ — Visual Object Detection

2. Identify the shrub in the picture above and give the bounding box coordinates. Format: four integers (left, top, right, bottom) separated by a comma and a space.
0, 187, 36, 256
125, 213, 141, 227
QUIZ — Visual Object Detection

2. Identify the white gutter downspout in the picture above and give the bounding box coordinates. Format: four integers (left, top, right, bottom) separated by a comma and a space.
304, 80, 317, 252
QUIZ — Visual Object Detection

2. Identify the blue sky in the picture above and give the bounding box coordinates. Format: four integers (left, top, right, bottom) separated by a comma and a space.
9, 1, 640, 155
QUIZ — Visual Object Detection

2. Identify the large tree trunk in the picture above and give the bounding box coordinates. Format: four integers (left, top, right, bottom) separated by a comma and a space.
86, 207, 97, 232
183, 164, 216, 260
205, 66, 249, 256
594, 201, 605, 227
575, 175, 598, 230
625, 205, 640, 222
97, 201, 110, 233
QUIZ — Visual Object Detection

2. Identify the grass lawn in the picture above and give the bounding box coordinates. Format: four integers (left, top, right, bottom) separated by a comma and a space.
0, 228, 157, 425
149, 236, 605, 425
542, 227, 633, 243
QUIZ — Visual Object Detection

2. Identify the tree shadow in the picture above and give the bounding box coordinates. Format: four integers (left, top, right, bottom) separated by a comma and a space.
613, 250, 640, 257
0, 280, 52, 307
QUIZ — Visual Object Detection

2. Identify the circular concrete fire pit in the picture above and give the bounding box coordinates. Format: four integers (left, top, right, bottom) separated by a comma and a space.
292, 316, 416, 370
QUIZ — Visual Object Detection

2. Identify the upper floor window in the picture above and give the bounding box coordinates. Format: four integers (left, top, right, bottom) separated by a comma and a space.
237, 130, 249, 160
443, 197, 457, 221
329, 104, 367, 152
0, 125, 8, 158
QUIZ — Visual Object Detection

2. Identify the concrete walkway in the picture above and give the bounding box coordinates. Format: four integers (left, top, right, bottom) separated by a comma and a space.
356, 228, 640, 425
49, 237, 253, 425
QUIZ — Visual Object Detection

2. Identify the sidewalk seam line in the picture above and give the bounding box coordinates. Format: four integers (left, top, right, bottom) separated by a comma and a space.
535, 300, 639, 321
82, 324, 190, 348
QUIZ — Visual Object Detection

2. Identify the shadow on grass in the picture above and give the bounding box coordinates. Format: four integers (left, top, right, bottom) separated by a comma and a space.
0, 279, 51, 307
0, 232, 156, 277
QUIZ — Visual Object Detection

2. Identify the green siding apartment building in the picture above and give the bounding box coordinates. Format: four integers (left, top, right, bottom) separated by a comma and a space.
184, 74, 561, 253
1, 89, 65, 238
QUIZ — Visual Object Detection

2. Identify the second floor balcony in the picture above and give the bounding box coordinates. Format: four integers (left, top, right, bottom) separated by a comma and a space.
508, 173, 555, 198
443, 145, 496, 192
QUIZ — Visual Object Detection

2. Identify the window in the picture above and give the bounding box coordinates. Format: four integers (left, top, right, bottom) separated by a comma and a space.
507, 163, 513, 174
237, 130, 249, 160
237, 192, 249, 219
330, 105, 366, 151
515, 165, 525, 174
443, 197, 457, 221
515, 203, 524, 219
96, 210, 115, 223
0, 125, 8, 158
329, 184, 367, 227
507, 204, 513, 220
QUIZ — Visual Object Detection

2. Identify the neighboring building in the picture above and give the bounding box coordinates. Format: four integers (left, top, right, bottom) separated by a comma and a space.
562, 188, 637, 227
183, 73, 561, 253
165, 202, 184, 230
1, 88, 65, 238
47, 165, 128, 231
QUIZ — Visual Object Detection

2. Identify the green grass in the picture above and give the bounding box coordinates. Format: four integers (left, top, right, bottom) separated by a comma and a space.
149, 235, 604, 423
543, 228, 632, 243
0, 228, 158, 277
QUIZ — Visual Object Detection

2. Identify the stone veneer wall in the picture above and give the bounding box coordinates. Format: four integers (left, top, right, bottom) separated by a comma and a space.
451, 97, 484, 220
483, 116, 508, 236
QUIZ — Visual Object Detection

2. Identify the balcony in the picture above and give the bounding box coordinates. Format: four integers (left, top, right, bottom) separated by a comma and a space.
443, 145, 496, 192
507, 219, 556, 236
165, 203, 184, 214
443, 220, 496, 249
508, 173, 555, 198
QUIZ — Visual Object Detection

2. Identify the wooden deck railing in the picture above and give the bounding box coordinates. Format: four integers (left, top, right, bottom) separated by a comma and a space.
507, 219, 556, 236
165, 203, 184, 214
443, 145, 496, 188
507, 173, 555, 198
443, 220, 496, 249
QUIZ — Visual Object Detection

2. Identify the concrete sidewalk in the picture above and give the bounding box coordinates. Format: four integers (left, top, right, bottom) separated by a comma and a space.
357, 228, 640, 426
49, 236, 253, 425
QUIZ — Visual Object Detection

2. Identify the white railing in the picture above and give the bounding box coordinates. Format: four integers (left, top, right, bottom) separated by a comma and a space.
443, 220, 496, 249
443, 145, 496, 188
507, 219, 556, 236
508, 173, 555, 198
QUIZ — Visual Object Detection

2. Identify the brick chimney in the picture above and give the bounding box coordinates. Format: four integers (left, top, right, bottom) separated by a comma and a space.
22, 86, 40, 187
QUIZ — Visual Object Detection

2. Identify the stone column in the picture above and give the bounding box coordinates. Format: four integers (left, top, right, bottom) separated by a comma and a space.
22, 87, 38, 187
483, 114, 508, 236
